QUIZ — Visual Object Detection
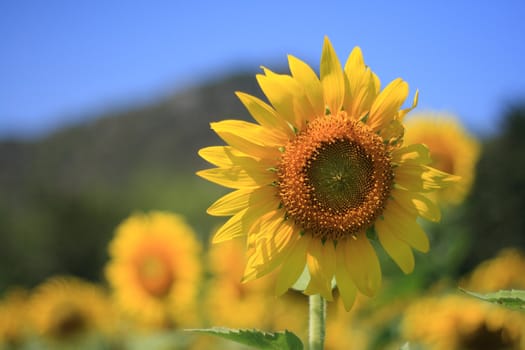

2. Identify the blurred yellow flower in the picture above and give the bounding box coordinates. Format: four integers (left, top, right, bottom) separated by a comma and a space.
460, 248, 525, 292
198, 36, 457, 309
404, 113, 480, 205
324, 296, 370, 350
204, 238, 274, 329
105, 211, 201, 329
401, 294, 525, 350
30, 276, 115, 340
0, 288, 30, 347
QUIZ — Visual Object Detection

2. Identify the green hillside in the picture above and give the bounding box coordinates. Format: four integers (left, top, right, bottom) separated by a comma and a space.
0, 73, 264, 289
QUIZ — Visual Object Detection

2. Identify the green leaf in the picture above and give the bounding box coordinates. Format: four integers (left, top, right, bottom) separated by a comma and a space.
186, 327, 304, 350
459, 288, 525, 311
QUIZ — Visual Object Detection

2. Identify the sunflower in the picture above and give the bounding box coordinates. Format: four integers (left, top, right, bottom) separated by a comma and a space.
401, 294, 525, 350
30, 276, 115, 340
204, 238, 274, 329
105, 211, 201, 329
460, 248, 525, 292
404, 113, 480, 205
0, 288, 30, 347
197, 37, 457, 310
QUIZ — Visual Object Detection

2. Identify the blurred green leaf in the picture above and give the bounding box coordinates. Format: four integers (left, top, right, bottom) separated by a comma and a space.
187, 327, 303, 350
399, 342, 410, 350
460, 288, 525, 310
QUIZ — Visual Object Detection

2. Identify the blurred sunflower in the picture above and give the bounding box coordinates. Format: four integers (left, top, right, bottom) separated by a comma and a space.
198, 36, 457, 309
105, 211, 201, 329
401, 294, 525, 350
204, 238, 274, 329
460, 248, 525, 292
324, 296, 370, 350
404, 113, 480, 205
30, 276, 115, 341
0, 288, 30, 347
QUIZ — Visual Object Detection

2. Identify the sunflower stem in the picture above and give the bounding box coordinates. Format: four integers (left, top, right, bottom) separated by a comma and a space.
308, 294, 326, 350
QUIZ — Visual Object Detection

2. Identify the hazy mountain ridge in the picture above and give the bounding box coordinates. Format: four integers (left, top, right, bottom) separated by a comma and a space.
1, 73, 263, 197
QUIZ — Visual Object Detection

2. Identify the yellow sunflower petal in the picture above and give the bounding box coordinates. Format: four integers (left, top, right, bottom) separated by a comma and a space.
196, 164, 275, 189
304, 240, 336, 301
392, 144, 432, 165
320, 36, 345, 115
275, 233, 310, 295
212, 208, 249, 243
392, 188, 441, 222
244, 218, 302, 282
372, 71, 381, 92
288, 55, 324, 117
211, 120, 284, 159
213, 195, 280, 243
375, 219, 415, 274
208, 186, 276, 216
395, 164, 460, 192
262, 67, 315, 128
335, 245, 357, 311
344, 46, 365, 72
199, 146, 254, 167
243, 197, 284, 237
235, 91, 293, 136
397, 89, 419, 121
207, 188, 252, 216
256, 74, 299, 129
378, 119, 404, 144
368, 78, 409, 131
343, 47, 378, 118
343, 233, 381, 297
382, 200, 430, 252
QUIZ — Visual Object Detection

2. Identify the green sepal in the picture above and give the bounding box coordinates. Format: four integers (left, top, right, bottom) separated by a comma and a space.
366, 226, 378, 241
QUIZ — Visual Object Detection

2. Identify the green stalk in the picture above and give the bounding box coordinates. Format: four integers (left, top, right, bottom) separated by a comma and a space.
308, 294, 326, 350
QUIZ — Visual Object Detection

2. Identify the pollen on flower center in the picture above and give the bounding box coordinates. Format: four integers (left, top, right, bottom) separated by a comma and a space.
307, 139, 374, 211
277, 112, 394, 240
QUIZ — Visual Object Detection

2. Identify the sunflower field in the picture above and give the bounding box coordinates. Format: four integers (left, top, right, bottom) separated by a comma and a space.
1, 38, 525, 350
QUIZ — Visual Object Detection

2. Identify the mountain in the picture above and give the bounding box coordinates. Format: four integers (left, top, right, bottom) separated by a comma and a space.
0, 72, 265, 289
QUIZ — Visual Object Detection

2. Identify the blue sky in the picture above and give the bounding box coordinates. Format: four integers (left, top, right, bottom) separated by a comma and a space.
1, 1, 524, 138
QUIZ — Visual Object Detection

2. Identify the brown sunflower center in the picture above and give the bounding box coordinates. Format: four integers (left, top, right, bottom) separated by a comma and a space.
136, 254, 174, 298
277, 112, 394, 240
460, 322, 520, 350
51, 303, 88, 338
306, 140, 374, 211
